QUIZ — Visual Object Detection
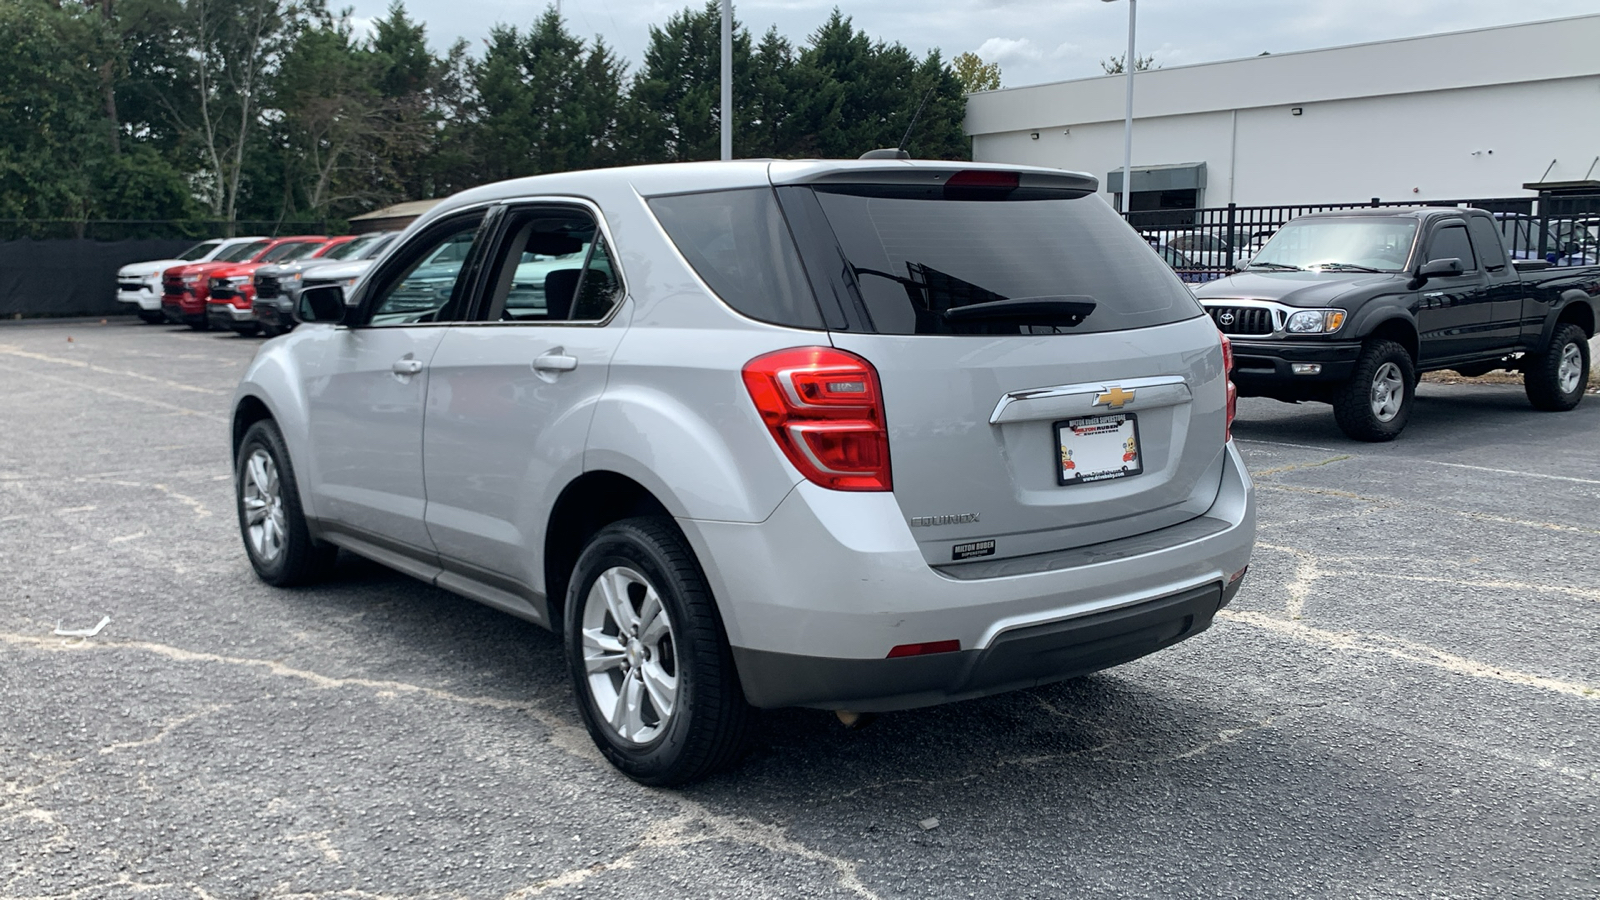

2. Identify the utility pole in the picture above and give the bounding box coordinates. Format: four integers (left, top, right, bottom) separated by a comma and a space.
1103, 0, 1136, 212
720, 0, 733, 160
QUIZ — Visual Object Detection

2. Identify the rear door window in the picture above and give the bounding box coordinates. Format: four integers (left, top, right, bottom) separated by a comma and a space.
475, 207, 624, 323
806, 187, 1201, 335
1466, 216, 1509, 272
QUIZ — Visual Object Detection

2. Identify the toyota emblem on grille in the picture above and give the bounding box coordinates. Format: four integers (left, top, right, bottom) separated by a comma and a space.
1218, 311, 1236, 326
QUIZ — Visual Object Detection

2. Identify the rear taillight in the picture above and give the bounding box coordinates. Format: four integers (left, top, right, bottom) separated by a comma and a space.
1220, 332, 1237, 442
742, 347, 892, 492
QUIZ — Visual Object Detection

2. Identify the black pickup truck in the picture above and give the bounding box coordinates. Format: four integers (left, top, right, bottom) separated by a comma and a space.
1194, 208, 1600, 440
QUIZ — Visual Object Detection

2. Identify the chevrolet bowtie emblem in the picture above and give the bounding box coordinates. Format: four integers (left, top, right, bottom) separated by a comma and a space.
1094, 386, 1136, 409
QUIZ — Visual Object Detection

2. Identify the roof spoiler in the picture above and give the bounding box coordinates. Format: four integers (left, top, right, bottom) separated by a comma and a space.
772, 162, 1099, 196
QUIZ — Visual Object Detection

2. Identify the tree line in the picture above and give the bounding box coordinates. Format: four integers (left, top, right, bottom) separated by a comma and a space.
0, 0, 973, 228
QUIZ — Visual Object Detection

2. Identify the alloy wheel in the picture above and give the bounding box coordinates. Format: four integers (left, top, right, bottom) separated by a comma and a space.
1369, 361, 1405, 422
241, 448, 287, 563
1557, 341, 1583, 395
580, 566, 679, 744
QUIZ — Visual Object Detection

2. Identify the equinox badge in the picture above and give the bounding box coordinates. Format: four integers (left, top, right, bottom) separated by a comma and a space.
910, 513, 980, 527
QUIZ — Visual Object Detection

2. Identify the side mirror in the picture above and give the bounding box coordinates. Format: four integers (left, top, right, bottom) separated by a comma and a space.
1411, 257, 1463, 288
1418, 258, 1463, 278
295, 285, 346, 324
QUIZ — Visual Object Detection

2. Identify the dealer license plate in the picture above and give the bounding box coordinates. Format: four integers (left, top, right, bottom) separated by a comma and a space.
1055, 413, 1143, 486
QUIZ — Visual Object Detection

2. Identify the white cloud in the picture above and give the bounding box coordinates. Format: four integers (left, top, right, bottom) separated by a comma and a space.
976, 37, 1044, 63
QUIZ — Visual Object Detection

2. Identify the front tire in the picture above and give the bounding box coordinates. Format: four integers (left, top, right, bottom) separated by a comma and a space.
1524, 323, 1590, 412
137, 310, 165, 324
1332, 339, 1415, 442
564, 517, 752, 786
235, 419, 338, 586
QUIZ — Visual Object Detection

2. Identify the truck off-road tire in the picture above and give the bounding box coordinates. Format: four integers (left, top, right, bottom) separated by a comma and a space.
1524, 323, 1590, 412
1332, 339, 1416, 442
259, 322, 281, 339
564, 517, 753, 786
137, 310, 165, 324
235, 419, 339, 586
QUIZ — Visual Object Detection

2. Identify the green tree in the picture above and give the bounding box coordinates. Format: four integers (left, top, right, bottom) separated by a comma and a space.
273, 4, 383, 218
0, 0, 112, 219
788, 10, 966, 160
152, 0, 297, 223
951, 51, 1000, 93
1100, 53, 1157, 74
470, 10, 625, 180
623, 2, 753, 163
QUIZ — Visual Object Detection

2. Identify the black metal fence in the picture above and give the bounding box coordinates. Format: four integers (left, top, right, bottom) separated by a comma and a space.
0, 219, 326, 241
0, 220, 331, 318
1124, 194, 1600, 281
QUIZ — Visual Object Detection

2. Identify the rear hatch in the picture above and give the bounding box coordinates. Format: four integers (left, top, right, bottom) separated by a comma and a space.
777, 166, 1229, 567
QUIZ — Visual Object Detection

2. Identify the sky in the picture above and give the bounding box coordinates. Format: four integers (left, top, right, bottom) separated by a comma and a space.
342, 0, 1600, 88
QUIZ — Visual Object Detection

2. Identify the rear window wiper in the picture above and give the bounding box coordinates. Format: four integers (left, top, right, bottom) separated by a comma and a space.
1316, 263, 1381, 272
1247, 261, 1301, 271
943, 296, 1096, 327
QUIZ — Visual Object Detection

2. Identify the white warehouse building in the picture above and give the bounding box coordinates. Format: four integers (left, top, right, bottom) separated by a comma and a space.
964, 15, 1600, 214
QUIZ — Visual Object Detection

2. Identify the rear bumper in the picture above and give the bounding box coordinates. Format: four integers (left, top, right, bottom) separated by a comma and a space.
1230, 339, 1362, 395
680, 442, 1255, 711
734, 579, 1239, 711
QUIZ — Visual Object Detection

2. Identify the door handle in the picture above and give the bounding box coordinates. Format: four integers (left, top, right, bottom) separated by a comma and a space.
533, 353, 578, 373
392, 358, 424, 375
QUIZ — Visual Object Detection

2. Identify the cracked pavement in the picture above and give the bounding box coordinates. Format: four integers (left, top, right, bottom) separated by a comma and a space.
1, 320, 1597, 899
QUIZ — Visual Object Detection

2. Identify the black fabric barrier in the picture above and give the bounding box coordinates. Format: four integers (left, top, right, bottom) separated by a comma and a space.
0, 238, 200, 317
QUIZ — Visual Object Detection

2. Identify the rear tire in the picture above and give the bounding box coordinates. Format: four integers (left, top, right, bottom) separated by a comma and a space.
1332, 339, 1415, 442
564, 517, 753, 786
1524, 323, 1590, 412
235, 419, 338, 586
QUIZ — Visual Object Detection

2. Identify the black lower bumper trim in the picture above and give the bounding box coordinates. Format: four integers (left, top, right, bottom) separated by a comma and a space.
733, 580, 1232, 711
1231, 340, 1363, 397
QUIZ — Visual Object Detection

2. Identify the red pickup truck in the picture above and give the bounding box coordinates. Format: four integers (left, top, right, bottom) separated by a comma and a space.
205, 236, 350, 334
162, 236, 327, 330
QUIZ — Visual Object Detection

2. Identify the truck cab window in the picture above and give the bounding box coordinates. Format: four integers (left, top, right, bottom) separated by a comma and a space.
1426, 224, 1477, 272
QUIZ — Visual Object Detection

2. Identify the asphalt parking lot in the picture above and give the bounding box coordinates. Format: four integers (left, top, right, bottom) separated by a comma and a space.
2, 320, 1597, 899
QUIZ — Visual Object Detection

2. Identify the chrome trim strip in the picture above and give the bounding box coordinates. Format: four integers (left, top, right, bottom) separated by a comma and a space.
989, 374, 1190, 425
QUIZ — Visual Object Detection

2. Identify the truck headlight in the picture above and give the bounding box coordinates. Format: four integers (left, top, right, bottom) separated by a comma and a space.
224, 275, 250, 286
1285, 309, 1347, 334
181, 274, 200, 284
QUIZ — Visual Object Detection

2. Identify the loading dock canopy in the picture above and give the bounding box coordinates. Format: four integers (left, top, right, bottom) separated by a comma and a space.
1106, 162, 1207, 195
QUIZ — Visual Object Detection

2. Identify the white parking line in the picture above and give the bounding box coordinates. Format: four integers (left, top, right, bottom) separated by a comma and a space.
1434, 461, 1600, 486
1234, 438, 1342, 453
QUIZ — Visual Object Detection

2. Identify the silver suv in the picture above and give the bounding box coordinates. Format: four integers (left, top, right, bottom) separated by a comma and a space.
231, 160, 1256, 784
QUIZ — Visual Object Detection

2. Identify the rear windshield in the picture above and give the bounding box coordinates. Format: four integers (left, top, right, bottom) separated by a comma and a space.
811, 188, 1202, 335
178, 240, 221, 261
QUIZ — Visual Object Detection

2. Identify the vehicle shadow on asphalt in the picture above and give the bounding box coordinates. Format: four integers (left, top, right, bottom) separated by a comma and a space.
283, 551, 1405, 884
1231, 382, 1599, 449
